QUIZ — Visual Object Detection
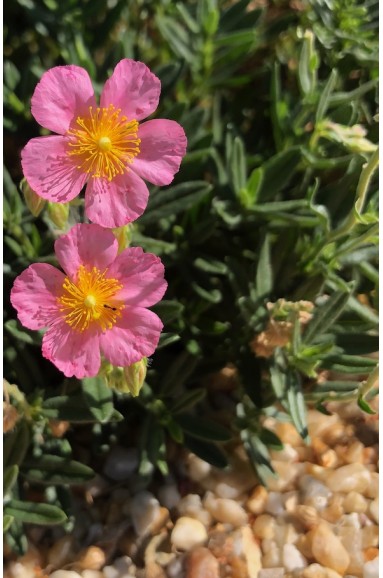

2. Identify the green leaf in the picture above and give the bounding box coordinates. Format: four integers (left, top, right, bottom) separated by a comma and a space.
21, 455, 94, 485
82, 376, 114, 423
176, 414, 232, 441
42, 394, 97, 423
157, 332, 181, 349
357, 396, 376, 415
4, 421, 30, 468
334, 333, 378, 355
259, 428, 284, 450
193, 257, 227, 275
256, 235, 272, 298
4, 320, 39, 345
152, 300, 185, 325
139, 181, 212, 225
4, 500, 67, 526
241, 167, 263, 207
4, 465, 19, 498
286, 372, 309, 442
257, 147, 302, 201
3, 515, 14, 532
170, 388, 207, 414
303, 290, 352, 344
316, 69, 338, 122
183, 435, 228, 468
230, 136, 247, 195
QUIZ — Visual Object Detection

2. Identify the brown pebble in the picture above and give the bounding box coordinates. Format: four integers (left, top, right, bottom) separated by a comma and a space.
364, 547, 379, 562
320, 494, 344, 523
185, 547, 219, 578
311, 523, 350, 575
246, 485, 268, 515
294, 505, 319, 529
274, 422, 302, 447
74, 546, 106, 571
145, 561, 167, 578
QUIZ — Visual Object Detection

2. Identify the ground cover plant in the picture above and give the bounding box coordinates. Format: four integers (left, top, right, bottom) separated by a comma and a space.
3, 0, 378, 554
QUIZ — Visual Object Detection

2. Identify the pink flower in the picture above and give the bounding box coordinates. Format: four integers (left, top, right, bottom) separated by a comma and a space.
10, 223, 167, 379
21, 60, 187, 228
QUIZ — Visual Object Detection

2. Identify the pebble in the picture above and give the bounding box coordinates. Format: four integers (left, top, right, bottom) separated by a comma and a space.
363, 557, 379, 578
282, 543, 308, 572
50, 573, 82, 578
264, 491, 285, 516
343, 491, 368, 514
178, 494, 212, 527
258, 570, 285, 578
368, 498, 378, 523
185, 547, 219, 578
130, 491, 161, 537
326, 464, 371, 494
261, 540, 282, 568
266, 461, 303, 492
102, 447, 139, 481
203, 492, 248, 527
338, 526, 364, 576
311, 523, 350, 575
252, 514, 276, 540
246, 485, 268, 514
171, 517, 208, 551
158, 483, 181, 510
102, 557, 134, 578
301, 564, 343, 578
187, 454, 212, 482
234, 526, 262, 578
81, 571, 104, 578
74, 547, 106, 571
299, 475, 332, 507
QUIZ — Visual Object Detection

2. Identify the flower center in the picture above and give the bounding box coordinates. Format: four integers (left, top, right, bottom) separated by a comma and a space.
58, 265, 124, 332
66, 105, 141, 181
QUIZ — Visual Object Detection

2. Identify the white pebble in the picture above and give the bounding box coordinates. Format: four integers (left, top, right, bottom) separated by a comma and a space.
363, 556, 379, 578
178, 494, 212, 527
187, 454, 212, 481
299, 475, 332, 505
158, 484, 181, 510
171, 517, 207, 551
326, 464, 371, 494
203, 493, 247, 527
103, 447, 138, 481
81, 571, 103, 578
282, 543, 308, 572
130, 491, 160, 537
264, 492, 285, 516
102, 557, 135, 578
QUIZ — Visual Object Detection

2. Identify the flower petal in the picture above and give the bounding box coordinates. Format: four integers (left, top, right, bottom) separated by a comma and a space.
54, 223, 119, 279
10, 264, 65, 330
100, 59, 160, 122
107, 247, 167, 307
31, 65, 96, 135
85, 170, 149, 228
99, 307, 163, 367
21, 136, 88, 203
132, 119, 187, 186
42, 321, 101, 378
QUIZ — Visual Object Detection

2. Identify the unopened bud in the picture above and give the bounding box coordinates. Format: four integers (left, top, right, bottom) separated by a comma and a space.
47, 201, 70, 229
20, 178, 46, 217
100, 358, 147, 396
123, 358, 148, 397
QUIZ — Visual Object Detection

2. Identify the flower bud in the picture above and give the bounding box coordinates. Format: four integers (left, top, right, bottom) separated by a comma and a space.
100, 358, 147, 397
47, 201, 70, 229
123, 357, 148, 397
20, 178, 46, 217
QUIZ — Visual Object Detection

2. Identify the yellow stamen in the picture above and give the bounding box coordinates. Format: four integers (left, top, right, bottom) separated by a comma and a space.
58, 265, 124, 332
66, 105, 141, 181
